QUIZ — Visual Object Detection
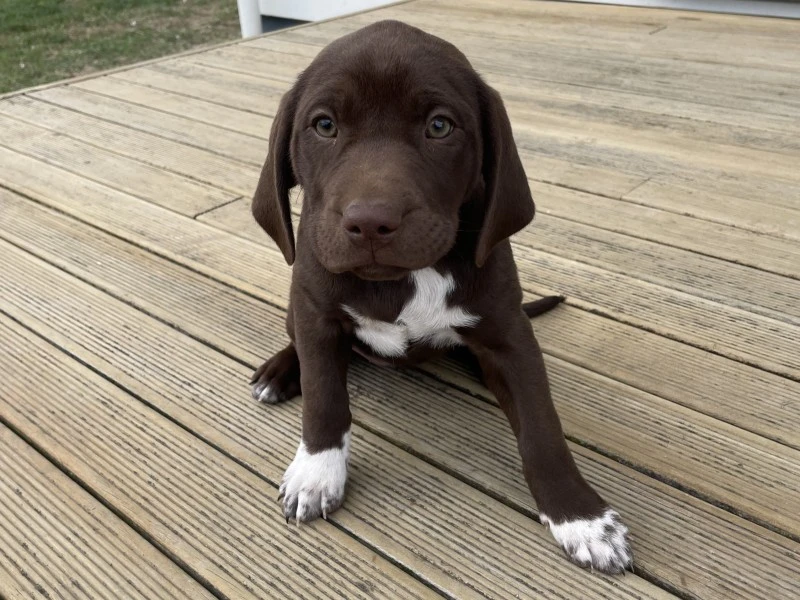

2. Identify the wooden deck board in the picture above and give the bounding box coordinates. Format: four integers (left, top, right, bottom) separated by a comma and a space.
0, 424, 216, 600
3, 159, 797, 450
6, 90, 799, 373
0, 315, 442, 600
10, 185, 796, 541
3, 149, 800, 516
198, 197, 800, 447
2, 187, 799, 600
67, 69, 800, 279
0, 113, 238, 216
1, 0, 798, 597
0, 233, 670, 600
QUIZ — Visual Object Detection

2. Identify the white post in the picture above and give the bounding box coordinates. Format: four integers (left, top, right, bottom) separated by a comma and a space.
237, 0, 263, 38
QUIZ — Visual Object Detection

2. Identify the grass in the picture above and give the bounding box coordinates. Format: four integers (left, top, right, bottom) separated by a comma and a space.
0, 0, 240, 94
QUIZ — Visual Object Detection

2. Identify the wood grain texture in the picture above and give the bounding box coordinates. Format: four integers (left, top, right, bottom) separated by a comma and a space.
198, 198, 800, 448
81, 36, 799, 275
0, 237, 670, 600
75, 75, 272, 139
1, 189, 799, 600
282, 4, 800, 119
529, 182, 800, 280
0, 95, 258, 195
6, 151, 799, 446
32, 85, 267, 167
624, 179, 800, 239
0, 113, 237, 216
4, 150, 799, 447
80, 61, 799, 281
0, 424, 216, 600
5, 97, 797, 380
2, 1, 799, 597
0, 316, 445, 600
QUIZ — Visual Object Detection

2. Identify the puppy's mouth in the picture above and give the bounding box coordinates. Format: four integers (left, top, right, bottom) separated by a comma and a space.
351, 263, 410, 281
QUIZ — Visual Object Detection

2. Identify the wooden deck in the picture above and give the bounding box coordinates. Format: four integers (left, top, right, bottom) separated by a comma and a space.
1, 0, 798, 598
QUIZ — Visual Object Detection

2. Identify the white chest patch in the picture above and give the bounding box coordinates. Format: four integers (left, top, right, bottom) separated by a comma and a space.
343, 268, 480, 357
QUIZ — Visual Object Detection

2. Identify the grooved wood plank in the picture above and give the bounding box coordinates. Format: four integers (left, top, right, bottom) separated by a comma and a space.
184, 49, 304, 86
1, 207, 793, 542
73, 64, 799, 280
99, 64, 649, 201
278, 8, 800, 119
113, 62, 286, 114
0, 95, 258, 195
625, 179, 800, 240
400, 0, 800, 78
0, 114, 236, 216
106, 47, 651, 204
199, 40, 800, 165
143, 36, 800, 234
3, 155, 797, 452
197, 198, 800, 448
247, 10, 800, 219
0, 240, 670, 600
1, 189, 799, 600
505, 108, 800, 212
75, 75, 272, 138
0, 425, 216, 600
2, 2, 798, 599
515, 216, 800, 324
0, 148, 282, 304
31, 85, 267, 167
0, 317, 444, 600
243, 30, 800, 134
402, 0, 800, 72
529, 182, 800, 280
8, 84, 797, 330
515, 249, 800, 379
8, 141, 798, 380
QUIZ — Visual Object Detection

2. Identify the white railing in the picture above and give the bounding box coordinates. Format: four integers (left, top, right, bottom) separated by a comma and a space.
237, 0, 400, 37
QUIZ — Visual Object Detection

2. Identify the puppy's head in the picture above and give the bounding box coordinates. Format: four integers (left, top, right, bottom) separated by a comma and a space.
253, 20, 533, 280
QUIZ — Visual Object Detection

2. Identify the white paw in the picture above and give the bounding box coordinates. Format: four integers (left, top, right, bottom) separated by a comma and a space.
280, 430, 350, 523
541, 508, 632, 574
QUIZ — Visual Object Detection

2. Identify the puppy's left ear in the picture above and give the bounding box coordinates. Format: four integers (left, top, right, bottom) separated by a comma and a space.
252, 86, 299, 265
475, 84, 534, 267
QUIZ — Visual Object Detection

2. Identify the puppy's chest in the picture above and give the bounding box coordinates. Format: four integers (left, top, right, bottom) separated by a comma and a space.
342, 268, 480, 358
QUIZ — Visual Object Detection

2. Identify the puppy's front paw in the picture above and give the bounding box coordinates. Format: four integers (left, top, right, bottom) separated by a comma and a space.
280, 432, 350, 523
541, 508, 632, 574
250, 345, 301, 404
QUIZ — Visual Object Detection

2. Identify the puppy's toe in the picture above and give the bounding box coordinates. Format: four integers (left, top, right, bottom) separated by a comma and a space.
252, 382, 280, 404
541, 508, 632, 574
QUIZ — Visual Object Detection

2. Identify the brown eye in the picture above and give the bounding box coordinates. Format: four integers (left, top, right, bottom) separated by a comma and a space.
314, 117, 337, 138
426, 116, 453, 139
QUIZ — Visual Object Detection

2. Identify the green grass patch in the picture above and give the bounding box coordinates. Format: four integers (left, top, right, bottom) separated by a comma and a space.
0, 0, 240, 94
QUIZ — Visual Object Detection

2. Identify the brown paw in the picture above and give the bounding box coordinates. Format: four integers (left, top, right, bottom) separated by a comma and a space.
250, 344, 301, 404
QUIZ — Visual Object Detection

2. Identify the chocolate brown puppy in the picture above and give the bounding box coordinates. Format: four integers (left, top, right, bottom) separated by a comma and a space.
250, 20, 632, 574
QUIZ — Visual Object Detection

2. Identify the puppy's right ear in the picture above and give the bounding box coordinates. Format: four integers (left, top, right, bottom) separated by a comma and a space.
252, 87, 299, 265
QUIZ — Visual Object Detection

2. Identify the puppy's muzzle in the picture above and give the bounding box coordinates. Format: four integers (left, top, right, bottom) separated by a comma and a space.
341, 202, 403, 250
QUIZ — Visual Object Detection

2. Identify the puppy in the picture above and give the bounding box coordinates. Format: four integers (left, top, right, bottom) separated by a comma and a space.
250, 20, 632, 574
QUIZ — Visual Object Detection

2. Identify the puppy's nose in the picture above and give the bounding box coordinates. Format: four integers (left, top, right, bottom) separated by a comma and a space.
342, 203, 402, 247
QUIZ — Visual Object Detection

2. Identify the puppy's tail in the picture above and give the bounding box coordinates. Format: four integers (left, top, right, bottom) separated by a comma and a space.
522, 295, 566, 318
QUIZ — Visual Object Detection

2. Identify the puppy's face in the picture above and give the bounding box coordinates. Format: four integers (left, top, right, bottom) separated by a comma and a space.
291, 23, 483, 280
253, 21, 534, 279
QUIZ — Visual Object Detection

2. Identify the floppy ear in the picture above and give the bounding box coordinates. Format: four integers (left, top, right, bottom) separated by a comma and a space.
252, 87, 299, 265
475, 84, 535, 267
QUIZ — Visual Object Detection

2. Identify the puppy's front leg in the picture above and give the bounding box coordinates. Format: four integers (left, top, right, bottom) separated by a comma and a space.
280, 303, 352, 524
464, 310, 632, 574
